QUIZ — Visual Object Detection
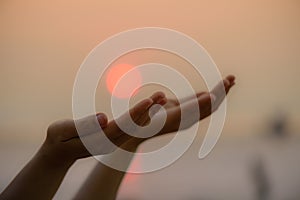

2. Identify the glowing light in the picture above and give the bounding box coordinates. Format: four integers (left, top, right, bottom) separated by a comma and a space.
106, 64, 142, 98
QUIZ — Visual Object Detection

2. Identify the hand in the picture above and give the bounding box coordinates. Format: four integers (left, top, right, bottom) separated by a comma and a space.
74, 75, 236, 200
158, 75, 236, 133
119, 75, 236, 151
40, 75, 235, 162
0, 92, 166, 200
38, 92, 166, 164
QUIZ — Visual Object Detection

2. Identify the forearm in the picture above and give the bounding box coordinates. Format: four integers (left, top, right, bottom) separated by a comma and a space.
74, 139, 141, 200
74, 162, 127, 200
0, 145, 74, 200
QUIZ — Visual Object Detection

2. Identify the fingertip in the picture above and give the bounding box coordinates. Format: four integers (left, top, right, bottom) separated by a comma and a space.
157, 97, 168, 105
224, 79, 230, 87
150, 91, 166, 101
226, 75, 235, 84
96, 113, 108, 127
157, 91, 166, 97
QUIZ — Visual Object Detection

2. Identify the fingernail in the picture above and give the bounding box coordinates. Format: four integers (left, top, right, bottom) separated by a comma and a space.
96, 113, 107, 126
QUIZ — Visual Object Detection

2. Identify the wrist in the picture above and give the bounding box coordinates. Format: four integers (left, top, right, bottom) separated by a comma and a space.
36, 142, 75, 169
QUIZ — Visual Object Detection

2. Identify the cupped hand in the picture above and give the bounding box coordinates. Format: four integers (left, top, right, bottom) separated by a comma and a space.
119, 75, 236, 151
39, 92, 166, 163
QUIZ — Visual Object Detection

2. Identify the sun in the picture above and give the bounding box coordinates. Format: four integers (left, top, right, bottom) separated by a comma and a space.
106, 64, 142, 99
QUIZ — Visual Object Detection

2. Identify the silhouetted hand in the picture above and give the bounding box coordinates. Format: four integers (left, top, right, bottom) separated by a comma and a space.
120, 75, 236, 150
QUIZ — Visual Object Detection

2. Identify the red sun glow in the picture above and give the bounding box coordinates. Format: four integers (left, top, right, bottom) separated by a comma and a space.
106, 64, 142, 99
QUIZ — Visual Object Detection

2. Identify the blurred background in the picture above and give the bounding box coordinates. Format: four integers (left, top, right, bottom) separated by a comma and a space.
0, 0, 300, 199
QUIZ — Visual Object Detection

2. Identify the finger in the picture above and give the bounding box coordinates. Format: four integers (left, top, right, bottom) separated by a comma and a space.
182, 93, 214, 125
226, 75, 235, 85
150, 91, 166, 104
145, 76, 236, 136
106, 98, 154, 140
158, 93, 214, 134
179, 92, 208, 104
96, 113, 108, 128
157, 97, 168, 105
198, 93, 216, 119
210, 75, 236, 111
113, 92, 167, 145
129, 98, 154, 124
197, 76, 235, 119
149, 98, 167, 118
210, 79, 230, 108
225, 75, 236, 93
198, 93, 217, 119
140, 92, 167, 125
112, 92, 167, 146
164, 92, 207, 109
212, 79, 229, 95
164, 99, 179, 109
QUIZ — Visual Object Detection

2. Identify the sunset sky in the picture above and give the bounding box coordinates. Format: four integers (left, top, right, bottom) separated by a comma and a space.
1, 0, 300, 199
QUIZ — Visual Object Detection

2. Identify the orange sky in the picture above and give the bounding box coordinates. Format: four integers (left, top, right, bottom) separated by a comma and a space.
0, 0, 299, 141
1, 1, 300, 199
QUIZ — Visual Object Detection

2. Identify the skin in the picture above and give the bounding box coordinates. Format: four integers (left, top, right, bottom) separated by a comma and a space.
0, 94, 162, 200
75, 75, 235, 200
0, 75, 235, 200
